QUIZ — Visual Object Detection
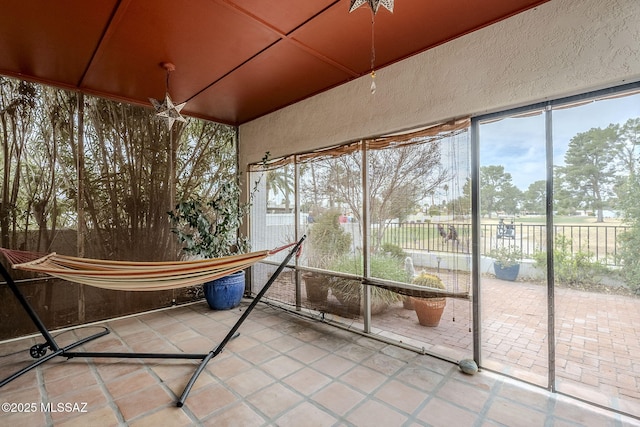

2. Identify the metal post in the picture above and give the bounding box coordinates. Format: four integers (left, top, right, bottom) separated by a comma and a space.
545, 105, 556, 392
361, 143, 371, 333
470, 119, 481, 365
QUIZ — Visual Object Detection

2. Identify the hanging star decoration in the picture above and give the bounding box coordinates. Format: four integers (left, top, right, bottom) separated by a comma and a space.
349, 0, 394, 14
149, 62, 187, 130
149, 93, 187, 131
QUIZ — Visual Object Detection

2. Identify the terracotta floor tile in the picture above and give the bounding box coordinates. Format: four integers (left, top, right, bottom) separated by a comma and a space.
245, 382, 304, 419
183, 383, 237, 420
312, 382, 366, 416
346, 399, 408, 427
94, 360, 141, 382
129, 406, 194, 427
283, 367, 332, 395
207, 354, 251, 381
275, 401, 338, 427
55, 405, 121, 427
435, 378, 491, 413
236, 339, 280, 365
362, 352, 406, 376
335, 343, 377, 363
259, 354, 304, 379
247, 326, 284, 344
223, 367, 274, 397
265, 334, 305, 354
148, 359, 201, 383
201, 402, 266, 426
0, 406, 47, 426
104, 369, 159, 399
108, 317, 148, 337
286, 343, 330, 364
394, 364, 445, 392
174, 336, 215, 354
223, 333, 259, 353
374, 379, 427, 414
416, 397, 479, 427
44, 368, 99, 397
164, 368, 216, 397
339, 365, 387, 394
311, 354, 356, 378
48, 385, 110, 424
485, 396, 547, 427
41, 359, 92, 383
114, 383, 173, 420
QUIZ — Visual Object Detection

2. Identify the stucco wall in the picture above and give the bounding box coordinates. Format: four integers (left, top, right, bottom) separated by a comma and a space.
239, 0, 640, 167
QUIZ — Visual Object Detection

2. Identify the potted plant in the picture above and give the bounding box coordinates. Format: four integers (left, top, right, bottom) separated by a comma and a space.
410, 272, 447, 327
328, 254, 407, 316
303, 210, 351, 306
489, 244, 523, 281
168, 180, 253, 310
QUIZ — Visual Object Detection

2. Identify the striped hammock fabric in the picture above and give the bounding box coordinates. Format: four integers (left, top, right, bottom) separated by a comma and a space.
0, 244, 296, 292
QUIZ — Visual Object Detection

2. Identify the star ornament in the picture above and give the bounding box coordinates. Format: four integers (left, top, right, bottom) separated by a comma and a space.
349, 0, 394, 14
149, 92, 187, 130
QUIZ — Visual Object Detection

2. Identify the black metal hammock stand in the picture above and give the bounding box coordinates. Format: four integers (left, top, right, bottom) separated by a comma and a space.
0, 235, 305, 407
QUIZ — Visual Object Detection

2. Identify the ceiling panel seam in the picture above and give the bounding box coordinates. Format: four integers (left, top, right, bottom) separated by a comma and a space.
77, 0, 127, 89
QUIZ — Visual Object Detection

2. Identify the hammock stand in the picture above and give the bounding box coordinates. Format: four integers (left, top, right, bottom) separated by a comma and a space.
0, 235, 305, 407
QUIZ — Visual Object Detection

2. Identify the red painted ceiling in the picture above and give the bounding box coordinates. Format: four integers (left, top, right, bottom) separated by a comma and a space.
0, 0, 549, 126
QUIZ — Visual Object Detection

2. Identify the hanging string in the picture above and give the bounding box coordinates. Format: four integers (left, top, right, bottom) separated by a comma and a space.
370, 9, 377, 94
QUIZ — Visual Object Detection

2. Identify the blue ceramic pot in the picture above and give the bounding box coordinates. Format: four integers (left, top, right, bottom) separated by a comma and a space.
493, 262, 520, 281
203, 271, 245, 310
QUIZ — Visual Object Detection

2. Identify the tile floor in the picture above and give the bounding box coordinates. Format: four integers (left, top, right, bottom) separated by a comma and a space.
0, 300, 639, 426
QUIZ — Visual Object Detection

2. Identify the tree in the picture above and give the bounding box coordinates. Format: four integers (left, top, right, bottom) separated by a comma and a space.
522, 180, 546, 214
617, 118, 640, 176
343, 141, 447, 250
266, 165, 294, 211
617, 168, 640, 291
480, 165, 521, 217
0, 78, 37, 248
553, 168, 580, 216
299, 138, 448, 251
561, 125, 620, 222
447, 178, 471, 218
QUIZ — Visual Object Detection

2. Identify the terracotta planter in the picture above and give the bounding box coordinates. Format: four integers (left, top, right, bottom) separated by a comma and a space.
411, 297, 446, 327
403, 296, 414, 310
302, 274, 329, 305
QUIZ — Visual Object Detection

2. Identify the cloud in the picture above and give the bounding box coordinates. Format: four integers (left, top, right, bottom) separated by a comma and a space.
479, 92, 640, 190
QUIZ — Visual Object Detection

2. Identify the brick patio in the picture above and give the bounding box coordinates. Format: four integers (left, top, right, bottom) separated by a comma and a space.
365, 276, 640, 418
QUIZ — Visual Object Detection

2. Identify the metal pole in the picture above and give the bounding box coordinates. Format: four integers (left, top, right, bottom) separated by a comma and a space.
545, 105, 556, 392
361, 143, 371, 333
177, 235, 306, 407
470, 119, 481, 365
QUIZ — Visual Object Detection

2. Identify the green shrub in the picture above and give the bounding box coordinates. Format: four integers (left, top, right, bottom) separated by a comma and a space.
619, 228, 640, 293
533, 235, 609, 286
380, 243, 408, 260
307, 210, 351, 269
488, 245, 523, 269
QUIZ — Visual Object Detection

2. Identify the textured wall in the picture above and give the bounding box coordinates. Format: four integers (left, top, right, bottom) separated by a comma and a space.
239, 0, 640, 166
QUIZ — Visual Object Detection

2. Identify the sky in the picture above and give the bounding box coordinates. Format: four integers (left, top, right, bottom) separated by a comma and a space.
479, 92, 640, 190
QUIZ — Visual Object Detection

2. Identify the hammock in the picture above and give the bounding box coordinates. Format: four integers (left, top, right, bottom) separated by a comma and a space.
0, 236, 306, 408
0, 244, 295, 291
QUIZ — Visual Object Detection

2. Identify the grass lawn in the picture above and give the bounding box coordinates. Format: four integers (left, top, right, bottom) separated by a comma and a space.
484, 215, 624, 226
